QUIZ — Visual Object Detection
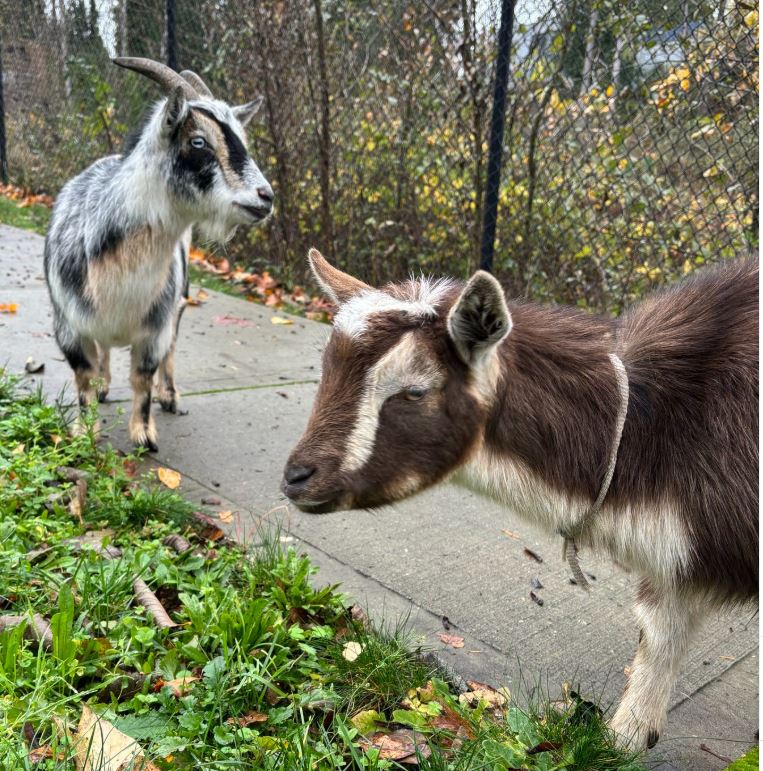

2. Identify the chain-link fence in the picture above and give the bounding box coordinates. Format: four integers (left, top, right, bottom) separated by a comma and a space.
0, 0, 758, 310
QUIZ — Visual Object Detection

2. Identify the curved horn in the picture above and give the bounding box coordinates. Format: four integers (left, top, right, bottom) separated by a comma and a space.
113, 57, 197, 99
180, 70, 213, 99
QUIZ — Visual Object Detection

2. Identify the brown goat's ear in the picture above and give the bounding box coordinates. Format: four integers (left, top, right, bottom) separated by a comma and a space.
308, 248, 372, 304
447, 271, 512, 365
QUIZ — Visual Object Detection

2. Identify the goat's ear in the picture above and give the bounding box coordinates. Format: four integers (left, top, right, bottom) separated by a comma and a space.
233, 96, 264, 126
308, 248, 372, 304
447, 271, 512, 365
162, 86, 188, 134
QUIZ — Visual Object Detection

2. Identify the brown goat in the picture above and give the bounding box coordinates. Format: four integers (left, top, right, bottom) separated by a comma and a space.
283, 250, 758, 749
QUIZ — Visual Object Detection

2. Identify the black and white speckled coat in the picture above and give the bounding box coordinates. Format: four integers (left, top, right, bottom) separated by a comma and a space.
44, 60, 273, 450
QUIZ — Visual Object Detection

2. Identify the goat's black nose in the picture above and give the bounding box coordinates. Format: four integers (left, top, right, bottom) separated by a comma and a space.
284, 464, 315, 486
257, 185, 274, 205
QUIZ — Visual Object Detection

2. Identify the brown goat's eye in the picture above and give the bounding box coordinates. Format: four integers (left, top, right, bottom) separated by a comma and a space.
404, 386, 427, 401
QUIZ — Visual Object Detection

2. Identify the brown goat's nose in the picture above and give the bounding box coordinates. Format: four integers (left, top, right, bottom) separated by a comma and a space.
284, 464, 315, 487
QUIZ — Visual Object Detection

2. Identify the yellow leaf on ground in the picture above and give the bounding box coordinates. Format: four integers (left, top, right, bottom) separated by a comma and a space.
157, 467, 181, 489
218, 510, 234, 523
271, 316, 294, 325
0, 303, 18, 313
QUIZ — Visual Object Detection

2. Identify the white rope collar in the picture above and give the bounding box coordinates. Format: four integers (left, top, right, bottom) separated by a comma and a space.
561, 352, 629, 590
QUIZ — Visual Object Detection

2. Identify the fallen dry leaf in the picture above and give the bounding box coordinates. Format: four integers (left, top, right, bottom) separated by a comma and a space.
271, 315, 293, 325
212, 314, 254, 327
217, 510, 234, 524
73, 705, 146, 771
227, 710, 267, 727
201, 496, 222, 505
459, 680, 509, 710
360, 729, 431, 762
342, 641, 363, 662
50, 434, 63, 447
0, 303, 18, 314
157, 468, 181, 489
160, 675, 199, 697
437, 633, 465, 649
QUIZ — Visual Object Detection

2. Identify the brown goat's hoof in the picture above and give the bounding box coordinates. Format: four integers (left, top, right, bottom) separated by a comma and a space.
646, 730, 659, 749
137, 438, 158, 453
97, 391, 109, 403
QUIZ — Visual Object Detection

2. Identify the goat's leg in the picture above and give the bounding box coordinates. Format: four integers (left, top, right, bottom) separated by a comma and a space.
96, 344, 111, 403
128, 346, 160, 452
156, 340, 179, 413
156, 295, 187, 413
60, 336, 99, 436
610, 580, 701, 749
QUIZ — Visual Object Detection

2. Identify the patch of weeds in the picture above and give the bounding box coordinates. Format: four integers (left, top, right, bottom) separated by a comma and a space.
0, 369, 645, 769
725, 745, 759, 770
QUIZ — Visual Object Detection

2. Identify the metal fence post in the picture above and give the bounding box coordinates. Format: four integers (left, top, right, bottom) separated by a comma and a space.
166, 0, 178, 71
0, 39, 8, 184
479, 0, 515, 273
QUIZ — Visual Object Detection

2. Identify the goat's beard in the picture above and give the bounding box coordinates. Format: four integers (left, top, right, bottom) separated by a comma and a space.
195, 215, 239, 245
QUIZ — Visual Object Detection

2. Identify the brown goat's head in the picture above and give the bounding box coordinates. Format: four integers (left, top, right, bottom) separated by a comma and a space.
282, 249, 512, 513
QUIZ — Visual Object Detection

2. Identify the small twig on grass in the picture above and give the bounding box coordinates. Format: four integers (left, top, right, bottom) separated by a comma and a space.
0, 613, 53, 650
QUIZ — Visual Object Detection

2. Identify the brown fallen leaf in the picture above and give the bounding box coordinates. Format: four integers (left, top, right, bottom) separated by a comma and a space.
201, 496, 222, 505
28, 745, 64, 764
523, 547, 544, 563
360, 729, 431, 762
528, 741, 561, 755
217, 510, 234, 524
157, 467, 181, 489
159, 675, 199, 697
437, 633, 465, 648
68, 478, 87, 525
227, 710, 267, 727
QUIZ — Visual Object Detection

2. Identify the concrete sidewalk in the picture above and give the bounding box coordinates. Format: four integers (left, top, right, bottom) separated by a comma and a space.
1, 223, 757, 769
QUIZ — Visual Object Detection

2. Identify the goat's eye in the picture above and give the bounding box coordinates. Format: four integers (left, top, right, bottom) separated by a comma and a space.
190, 137, 207, 149
404, 386, 427, 401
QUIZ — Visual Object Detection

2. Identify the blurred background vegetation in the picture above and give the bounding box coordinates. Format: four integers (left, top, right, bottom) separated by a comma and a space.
0, 0, 757, 310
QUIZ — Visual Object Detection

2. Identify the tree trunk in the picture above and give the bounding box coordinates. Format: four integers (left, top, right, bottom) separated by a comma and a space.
579, 6, 598, 97
313, 0, 334, 259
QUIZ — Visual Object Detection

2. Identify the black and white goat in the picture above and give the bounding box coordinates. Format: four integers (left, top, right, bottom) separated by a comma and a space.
44, 58, 273, 450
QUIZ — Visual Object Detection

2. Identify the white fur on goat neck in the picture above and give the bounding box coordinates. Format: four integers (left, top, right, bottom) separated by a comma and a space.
333, 277, 458, 339
454, 446, 692, 586
340, 332, 444, 473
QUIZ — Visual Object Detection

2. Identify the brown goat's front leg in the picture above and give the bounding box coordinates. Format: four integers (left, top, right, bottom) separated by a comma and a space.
129, 348, 159, 452
610, 580, 701, 750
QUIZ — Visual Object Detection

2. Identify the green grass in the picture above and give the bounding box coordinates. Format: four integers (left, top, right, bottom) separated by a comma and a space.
0, 195, 51, 235
725, 746, 759, 770
0, 379, 646, 769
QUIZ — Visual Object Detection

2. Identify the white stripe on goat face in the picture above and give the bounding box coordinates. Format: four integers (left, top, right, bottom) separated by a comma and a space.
340, 331, 445, 473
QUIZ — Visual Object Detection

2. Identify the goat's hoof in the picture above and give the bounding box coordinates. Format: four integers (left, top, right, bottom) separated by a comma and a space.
159, 399, 177, 413
97, 391, 109, 403
646, 730, 659, 749
137, 437, 159, 453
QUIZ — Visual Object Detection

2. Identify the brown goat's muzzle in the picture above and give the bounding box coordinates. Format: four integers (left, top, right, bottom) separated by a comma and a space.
281, 460, 349, 513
